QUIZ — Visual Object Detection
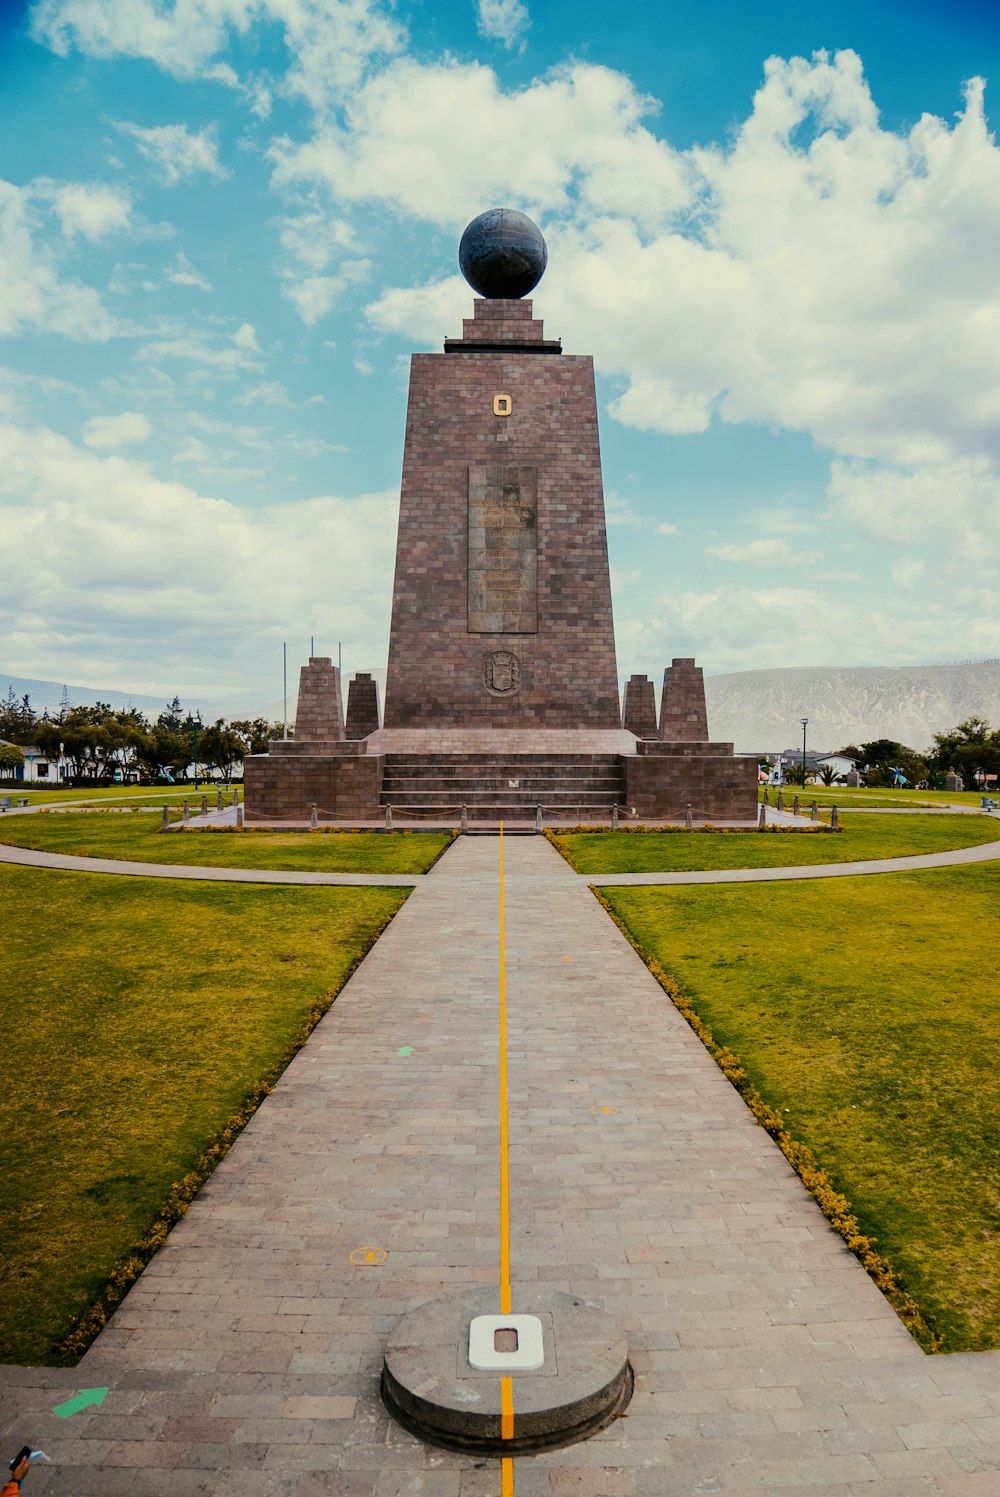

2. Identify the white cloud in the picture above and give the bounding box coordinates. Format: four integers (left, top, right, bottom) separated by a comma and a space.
707, 538, 820, 566
167, 252, 212, 290
828, 456, 1000, 564
0, 418, 396, 689
32, 0, 405, 108
283, 261, 370, 325
118, 121, 228, 185
44, 181, 132, 239
604, 490, 641, 526
139, 330, 261, 370
238, 381, 292, 406
656, 522, 679, 536
477, 0, 529, 50
891, 558, 927, 589
0, 179, 122, 340
83, 411, 152, 448
232, 321, 260, 352
269, 59, 689, 232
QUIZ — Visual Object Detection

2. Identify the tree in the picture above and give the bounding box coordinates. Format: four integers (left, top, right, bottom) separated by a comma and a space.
231, 718, 283, 756
36, 703, 150, 782
856, 739, 928, 789
200, 720, 243, 780
818, 765, 842, 786
0, 687, 37, 745
0, 742, 24, 777
136, 698, 198, 779
930, 717, 1000, 787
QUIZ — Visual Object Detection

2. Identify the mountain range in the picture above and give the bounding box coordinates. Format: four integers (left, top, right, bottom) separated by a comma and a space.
4, 662, 999, 756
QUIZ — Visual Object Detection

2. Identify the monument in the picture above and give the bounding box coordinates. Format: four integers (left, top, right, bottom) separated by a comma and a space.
245, 209, 757, 822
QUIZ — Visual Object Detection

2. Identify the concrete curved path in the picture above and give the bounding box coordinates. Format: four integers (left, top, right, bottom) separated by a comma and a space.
3, 827, 1000, 887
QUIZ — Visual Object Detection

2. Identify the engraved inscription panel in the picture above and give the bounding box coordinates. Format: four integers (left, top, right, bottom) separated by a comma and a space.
468, 463, 538, 634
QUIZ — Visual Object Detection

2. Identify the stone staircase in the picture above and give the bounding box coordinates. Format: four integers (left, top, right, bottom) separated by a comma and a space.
380, 753, 625, 822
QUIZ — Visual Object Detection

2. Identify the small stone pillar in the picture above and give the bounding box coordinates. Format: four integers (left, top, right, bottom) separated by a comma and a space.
217, 790, 224, 810
622, 674, 657, 739
758, 804, 766, 829
161, 805, 170, 830
659, 658, 709, 742
777, 789, 784, 811
200, 794, 208, 815
461, 805, 468, 833
345, 672, 382, 740
810, 800, 818, 821
611, 804, 619, 831
831, 805, 839, 829
232, 787, 239, 805
235, 804, 244, 827
385, 806, 393, 830
793, 795, 800, 816
310, 803, 318, 829
295, 657, 345, 741
763, 788, 770, 805
685, 804, 693, 830
182, 800, 190, 822
535, 804, 543, 832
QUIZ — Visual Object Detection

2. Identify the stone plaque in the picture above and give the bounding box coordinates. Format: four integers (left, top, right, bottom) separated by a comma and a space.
468, 463, 538, 633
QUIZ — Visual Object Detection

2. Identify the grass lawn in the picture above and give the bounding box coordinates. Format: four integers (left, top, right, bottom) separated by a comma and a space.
601, 865, 1000, 1351
0, 812, 453, 874
549, 813, 1000, 875
0, 785, 210, 808
0, 865, 408, 1365
760, 787, 989, 810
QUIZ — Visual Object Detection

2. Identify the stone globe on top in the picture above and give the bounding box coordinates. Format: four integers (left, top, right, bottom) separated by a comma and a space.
458, 208, 547, 299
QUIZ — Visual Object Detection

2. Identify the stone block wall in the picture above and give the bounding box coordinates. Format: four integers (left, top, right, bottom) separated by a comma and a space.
659, 658, 709, 742
622, 674, 657, 738
345, 672, 381, 739
294, 658, 345, 741
625, 743, 758, 820
244, 751, 383, 821
384, 298, 620, 730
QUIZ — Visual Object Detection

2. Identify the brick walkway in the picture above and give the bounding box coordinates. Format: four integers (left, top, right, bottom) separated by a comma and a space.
4, 836, 1000, 1496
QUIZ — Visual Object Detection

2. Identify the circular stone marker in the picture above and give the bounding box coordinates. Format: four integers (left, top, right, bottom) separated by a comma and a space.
459, 208, 548, 299
381, 1287, 633, 1454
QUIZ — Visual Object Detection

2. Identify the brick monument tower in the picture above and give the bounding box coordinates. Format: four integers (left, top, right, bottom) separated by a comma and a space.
245, 209, 756, 822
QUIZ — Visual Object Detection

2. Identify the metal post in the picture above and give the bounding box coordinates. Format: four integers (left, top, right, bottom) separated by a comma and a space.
283, 642, 288, 740
193, 722, 199, 789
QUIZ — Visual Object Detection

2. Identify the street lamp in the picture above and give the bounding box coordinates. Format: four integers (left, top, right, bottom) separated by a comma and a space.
801, 718, 808, 788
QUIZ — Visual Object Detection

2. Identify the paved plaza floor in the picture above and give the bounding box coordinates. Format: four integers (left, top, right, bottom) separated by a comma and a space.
4, 835, 1000, 1495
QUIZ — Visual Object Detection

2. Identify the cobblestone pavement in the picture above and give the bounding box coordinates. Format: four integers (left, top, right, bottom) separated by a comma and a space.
4, 835, 1000, 1496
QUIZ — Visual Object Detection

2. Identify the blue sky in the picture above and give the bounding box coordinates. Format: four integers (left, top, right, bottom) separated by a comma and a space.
3, 0, 1000, 707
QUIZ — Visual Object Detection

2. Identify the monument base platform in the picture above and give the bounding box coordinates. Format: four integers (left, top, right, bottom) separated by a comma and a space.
244, 730, 758, 824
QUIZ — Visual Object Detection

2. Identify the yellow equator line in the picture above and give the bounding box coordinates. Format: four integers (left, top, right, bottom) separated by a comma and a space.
498, 823, 515, 1495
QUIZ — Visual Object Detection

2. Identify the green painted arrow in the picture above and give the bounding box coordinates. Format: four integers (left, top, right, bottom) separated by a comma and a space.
396, 1046, 413, 1057
53, 1387, 109, 1418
